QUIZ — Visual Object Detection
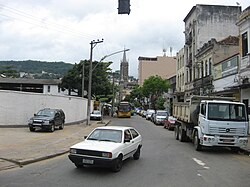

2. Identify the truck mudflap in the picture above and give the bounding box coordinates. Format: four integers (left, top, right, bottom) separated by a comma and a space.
199, 134, 248, 148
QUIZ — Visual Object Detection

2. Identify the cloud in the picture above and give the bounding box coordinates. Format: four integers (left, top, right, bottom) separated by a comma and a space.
0, 0, 248, 77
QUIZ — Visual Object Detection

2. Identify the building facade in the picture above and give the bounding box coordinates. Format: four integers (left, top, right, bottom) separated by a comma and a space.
0, 78, 61, 95
183, 4, 241, 98
138, 55, 177, 85
236, 6, 250, 113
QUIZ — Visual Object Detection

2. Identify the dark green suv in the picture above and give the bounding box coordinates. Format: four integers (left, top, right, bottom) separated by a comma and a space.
28, 108, 65, 132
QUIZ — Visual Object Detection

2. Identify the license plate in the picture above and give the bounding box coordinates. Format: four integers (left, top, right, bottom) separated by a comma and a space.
82, 159, 94, 164
223, 139, 233, 142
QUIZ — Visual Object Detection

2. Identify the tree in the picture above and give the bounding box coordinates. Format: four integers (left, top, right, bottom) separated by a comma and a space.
0, 65, 19, 78
60, 60, 113, 97
142, 75, 169, 109
129, 85, 144, 107
155, 96, 165, 110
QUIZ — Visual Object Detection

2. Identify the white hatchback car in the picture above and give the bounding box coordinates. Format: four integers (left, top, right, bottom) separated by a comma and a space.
68, 126, 142, 172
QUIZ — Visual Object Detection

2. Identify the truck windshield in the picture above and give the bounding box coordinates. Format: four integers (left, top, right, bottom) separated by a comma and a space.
208, 103, 247, 121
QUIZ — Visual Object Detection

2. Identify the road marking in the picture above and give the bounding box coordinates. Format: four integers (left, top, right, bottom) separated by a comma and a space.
193, 158, 206, 166
193, 157, 210, 169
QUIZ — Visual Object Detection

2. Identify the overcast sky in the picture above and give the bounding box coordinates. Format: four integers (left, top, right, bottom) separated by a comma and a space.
0, 1, 248, 78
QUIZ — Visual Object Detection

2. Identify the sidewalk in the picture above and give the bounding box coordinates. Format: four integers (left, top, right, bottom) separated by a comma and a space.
0, 118, 111, 171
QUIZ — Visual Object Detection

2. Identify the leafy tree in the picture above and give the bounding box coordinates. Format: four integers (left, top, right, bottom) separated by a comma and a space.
129, 85, 144, 107
142, 75, 169, 109
155, 96, 165, 110
0, 66, 19, 78
60, 60, 113, 97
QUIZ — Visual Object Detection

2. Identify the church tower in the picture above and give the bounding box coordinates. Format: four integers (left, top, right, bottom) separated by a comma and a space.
120, 49, 129, 85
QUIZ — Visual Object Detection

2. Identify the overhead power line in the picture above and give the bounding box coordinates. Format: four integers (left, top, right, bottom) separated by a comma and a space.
0, 3, 99, 40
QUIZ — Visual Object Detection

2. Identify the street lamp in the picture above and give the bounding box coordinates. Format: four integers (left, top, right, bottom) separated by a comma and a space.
86, 46, 130, 125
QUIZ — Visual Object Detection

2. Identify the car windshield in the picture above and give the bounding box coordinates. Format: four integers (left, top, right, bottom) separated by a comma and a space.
208, 103, 247, 121
87, 129, 122, 143
157, 112, 168, 116
37, 110, 55, 117
91, 111, 101, 115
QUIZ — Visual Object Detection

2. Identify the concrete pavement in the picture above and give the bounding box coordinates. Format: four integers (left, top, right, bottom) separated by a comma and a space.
0, 118, 249, 172
0, 119, 111, 171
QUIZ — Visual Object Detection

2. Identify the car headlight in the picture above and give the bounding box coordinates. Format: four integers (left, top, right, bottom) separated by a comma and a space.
43, 120, 50, 125
70, 148, 77, 154
102, 152, 112, 158
28, 119, 33, 124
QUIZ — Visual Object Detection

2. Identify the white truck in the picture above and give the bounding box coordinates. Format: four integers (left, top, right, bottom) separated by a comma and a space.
173, 95, 249, 151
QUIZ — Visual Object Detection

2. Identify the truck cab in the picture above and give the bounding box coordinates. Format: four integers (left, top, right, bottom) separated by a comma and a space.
195, 100, 248, 150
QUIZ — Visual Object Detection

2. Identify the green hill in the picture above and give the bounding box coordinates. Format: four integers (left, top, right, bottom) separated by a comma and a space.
0, 60, 74, 76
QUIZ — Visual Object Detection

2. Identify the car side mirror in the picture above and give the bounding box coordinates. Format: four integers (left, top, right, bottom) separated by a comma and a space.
34, 114, 37, 116
84, 136, 87, 139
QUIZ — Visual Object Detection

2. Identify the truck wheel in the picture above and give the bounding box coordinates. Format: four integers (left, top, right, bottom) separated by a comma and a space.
230, 147, 240, 153
174, 125, 179, 140
179, 127, 187, 142
194, 131, 202, 151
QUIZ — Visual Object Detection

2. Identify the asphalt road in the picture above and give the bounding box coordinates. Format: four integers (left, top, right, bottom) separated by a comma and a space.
0, 115, 250, 187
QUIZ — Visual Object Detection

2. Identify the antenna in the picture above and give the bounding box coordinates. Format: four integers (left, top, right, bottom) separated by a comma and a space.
170, 47, 173, 57
163, 48, 166, 57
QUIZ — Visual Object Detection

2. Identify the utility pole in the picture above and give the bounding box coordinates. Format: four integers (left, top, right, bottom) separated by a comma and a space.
111, 72, 115, 117
86, 39, 104, 126
82, 61, 84, 97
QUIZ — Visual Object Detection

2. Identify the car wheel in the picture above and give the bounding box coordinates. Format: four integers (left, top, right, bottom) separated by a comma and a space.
112, 155, 123, 172
50, 124, 55, 132
75, 163, 84, 168
29, 126, 35, 132
59, 122, 64, 130
174, 125, 179, 140
133, 147, 141, 160
194, 131, 202, 151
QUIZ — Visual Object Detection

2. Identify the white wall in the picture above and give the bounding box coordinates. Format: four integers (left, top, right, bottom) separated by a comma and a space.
0, 90, 89, 126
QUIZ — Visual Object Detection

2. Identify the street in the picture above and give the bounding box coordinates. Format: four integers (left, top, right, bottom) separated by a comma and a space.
0, 115, 250, 187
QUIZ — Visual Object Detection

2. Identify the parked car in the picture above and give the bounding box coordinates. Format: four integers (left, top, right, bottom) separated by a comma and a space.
68, 126, 142, 172
163, 116, 176, 130
141, 110, 147, 118
151, 113, 156, 123
154, 110, 168, 125
90, 110, 102, 121
28, 108, 65, 132
146, 109, 155, 120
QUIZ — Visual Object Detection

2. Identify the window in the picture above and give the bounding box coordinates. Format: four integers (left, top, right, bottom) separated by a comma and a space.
209, 58, 212, 75
242, 32, 248, 57
205, 60, 208, 76
208, 103, 246, 121
124, 130, 132, 140
200, 104, 206, 116
130, 129, 139, 138
47, 85, 50, 93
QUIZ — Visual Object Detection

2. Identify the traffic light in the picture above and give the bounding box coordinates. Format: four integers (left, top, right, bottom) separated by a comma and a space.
118, 0, 131, 15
